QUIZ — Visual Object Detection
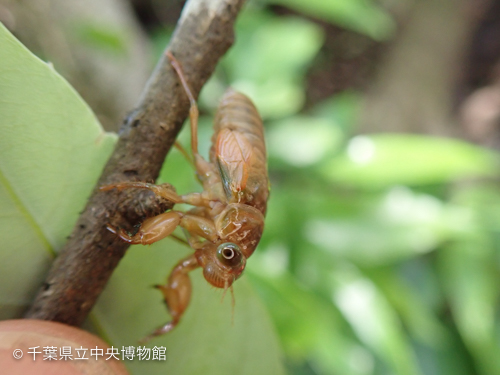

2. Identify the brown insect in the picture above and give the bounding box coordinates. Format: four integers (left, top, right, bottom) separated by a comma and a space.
100, 52, 269, 340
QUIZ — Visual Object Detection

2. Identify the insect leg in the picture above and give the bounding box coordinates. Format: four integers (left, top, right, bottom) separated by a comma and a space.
106, 211, 183, 245
141, 254, 200, 341
167, 51, 199, 156
166, 52, 220, 185
179, 214, 217, 242
169, 233, 190, 247
107, 209, 216, 245
100, 182, 183, 204
101, 181, 216, 209
174, 141, 195, 167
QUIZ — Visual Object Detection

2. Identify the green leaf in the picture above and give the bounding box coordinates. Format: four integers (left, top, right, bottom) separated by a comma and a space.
306, 187, 472, 264
0, 23, 285, 375
266, 0, 395, 40
365, 267, 448, 347
267, 116, 343, 167
229, 15, 323, 83
437, 186, 500, 375
322, 134, 498, 189
331, 264, 422, 375
247, 265, 361, 375
438, 241, 500, 375
0, 22, 116, 317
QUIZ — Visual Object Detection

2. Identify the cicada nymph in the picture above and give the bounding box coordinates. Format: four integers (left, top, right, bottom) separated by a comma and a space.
101, 52, 269, 340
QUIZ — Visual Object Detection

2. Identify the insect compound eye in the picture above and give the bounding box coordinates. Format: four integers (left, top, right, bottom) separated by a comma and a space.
216, 243, 244, 268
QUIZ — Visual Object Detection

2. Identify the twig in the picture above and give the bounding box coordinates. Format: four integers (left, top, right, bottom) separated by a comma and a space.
25, 0, 246, 326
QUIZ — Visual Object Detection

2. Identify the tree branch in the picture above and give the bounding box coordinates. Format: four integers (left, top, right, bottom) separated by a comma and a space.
25, 0, 246, 326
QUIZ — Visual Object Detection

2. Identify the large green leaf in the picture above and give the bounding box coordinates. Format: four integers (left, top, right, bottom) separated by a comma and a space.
0, 23, 284, 375
0, 22, 116, 317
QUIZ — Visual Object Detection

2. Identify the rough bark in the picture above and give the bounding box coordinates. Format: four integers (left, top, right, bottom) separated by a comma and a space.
25, 0, 246, 326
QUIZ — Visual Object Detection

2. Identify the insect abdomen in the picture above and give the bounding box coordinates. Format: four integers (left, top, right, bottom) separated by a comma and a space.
210, 89, 269, 214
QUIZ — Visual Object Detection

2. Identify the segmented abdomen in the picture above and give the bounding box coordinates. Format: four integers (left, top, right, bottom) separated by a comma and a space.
210, 89, 269, 215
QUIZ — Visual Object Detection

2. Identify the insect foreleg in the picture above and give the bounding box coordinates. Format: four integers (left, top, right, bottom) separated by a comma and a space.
101, 182, 215, 208
106, 211, 183, 245
179, 214, 217, 242
100, 182, 183, 204
107, 210, 216, 246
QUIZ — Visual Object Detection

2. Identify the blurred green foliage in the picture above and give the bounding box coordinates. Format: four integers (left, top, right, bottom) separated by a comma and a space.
73, 22, 130, 55
157, 1, 500, 374
264, 0, 395, 40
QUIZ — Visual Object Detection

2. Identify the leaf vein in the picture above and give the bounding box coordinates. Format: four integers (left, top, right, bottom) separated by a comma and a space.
0, 166, 56, 258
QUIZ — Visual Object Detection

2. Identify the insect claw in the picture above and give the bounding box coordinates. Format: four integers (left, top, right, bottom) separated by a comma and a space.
139, 321, 176, 344
99, 184, 116, 192
105, 224, 118, 235
138, 335, 152, 345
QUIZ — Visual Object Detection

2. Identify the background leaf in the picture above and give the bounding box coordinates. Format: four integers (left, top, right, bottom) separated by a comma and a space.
322, 134, 498, 189
265, 0, 396, 40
